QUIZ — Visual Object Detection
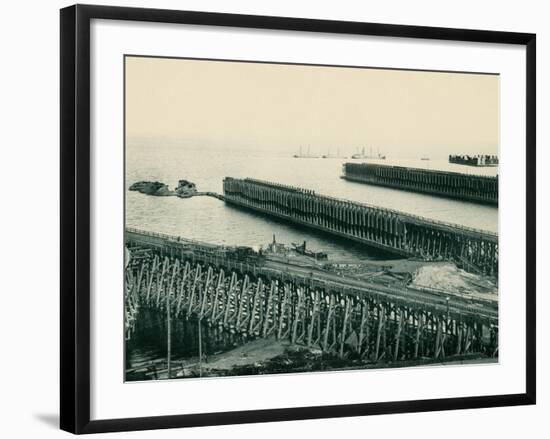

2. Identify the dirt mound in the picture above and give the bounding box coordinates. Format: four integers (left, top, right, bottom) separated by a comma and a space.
412, 262, 497, 297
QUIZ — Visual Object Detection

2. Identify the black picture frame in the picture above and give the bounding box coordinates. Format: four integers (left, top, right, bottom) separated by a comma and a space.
60, 4, 536, 434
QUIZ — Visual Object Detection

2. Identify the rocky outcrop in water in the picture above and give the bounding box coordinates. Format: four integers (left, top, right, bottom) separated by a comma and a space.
175, 179, 197, 198
129, 179, 200, 198
129, 181, 174, 196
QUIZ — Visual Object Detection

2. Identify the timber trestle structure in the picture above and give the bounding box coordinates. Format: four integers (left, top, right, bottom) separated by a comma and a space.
223, 178, 498, 276
342, 162, 498, 205
125, 230, 498, 363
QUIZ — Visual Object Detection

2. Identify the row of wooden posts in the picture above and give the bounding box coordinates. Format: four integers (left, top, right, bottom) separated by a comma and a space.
223, 177, 498, 276
126, 251, 498, 364
342, 163, 498, 205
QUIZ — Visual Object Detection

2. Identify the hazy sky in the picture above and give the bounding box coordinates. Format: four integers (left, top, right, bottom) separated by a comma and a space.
125, 56, 499, 158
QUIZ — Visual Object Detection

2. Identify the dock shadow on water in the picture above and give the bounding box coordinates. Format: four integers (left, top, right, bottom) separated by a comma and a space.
125, 309, 342, 381
125, 308, 350, 382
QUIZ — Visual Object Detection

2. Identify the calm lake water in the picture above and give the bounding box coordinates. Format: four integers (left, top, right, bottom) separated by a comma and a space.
126, 138, 498, 260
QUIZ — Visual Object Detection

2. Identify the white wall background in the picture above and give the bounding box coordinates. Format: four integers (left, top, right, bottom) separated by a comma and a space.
0, 0, 546, 437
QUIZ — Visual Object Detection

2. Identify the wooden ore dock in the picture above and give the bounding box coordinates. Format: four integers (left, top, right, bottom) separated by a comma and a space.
342, 162, 498, 205
223, 177, 498, 276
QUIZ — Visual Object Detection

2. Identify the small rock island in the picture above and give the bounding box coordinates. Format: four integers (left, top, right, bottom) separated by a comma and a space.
129, 179, 198, 198
129, 181, 173, 196
174, 180, 197, 198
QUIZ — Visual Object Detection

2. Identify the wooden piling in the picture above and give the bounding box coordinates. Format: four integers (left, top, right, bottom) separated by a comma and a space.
125, 233, 498, 365
342, 162, 498, 205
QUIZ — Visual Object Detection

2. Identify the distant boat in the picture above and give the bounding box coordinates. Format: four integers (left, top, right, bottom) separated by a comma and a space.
293, 146, 320, 158
322, 148, 347, 159
351, 147, 386, 160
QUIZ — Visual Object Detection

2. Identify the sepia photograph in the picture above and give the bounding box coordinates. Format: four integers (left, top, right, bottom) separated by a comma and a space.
123, 55, 499, 382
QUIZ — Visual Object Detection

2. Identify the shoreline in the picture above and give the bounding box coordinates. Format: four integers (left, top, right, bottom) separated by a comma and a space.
126, 337, 497, 382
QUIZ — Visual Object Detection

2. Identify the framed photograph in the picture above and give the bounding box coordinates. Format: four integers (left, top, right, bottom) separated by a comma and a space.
60, 4, 536, 434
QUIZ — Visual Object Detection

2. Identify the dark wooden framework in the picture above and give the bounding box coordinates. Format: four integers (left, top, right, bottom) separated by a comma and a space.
60, 4, 536, 434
